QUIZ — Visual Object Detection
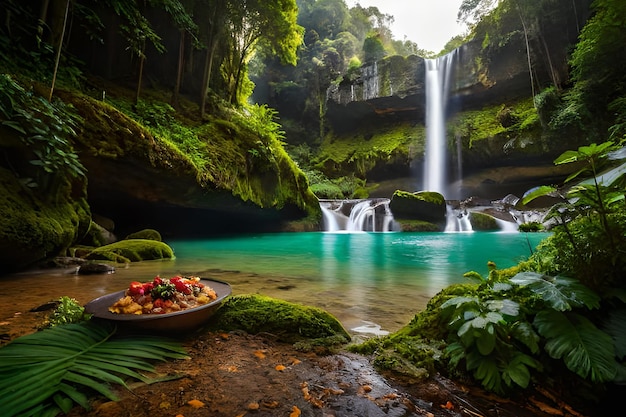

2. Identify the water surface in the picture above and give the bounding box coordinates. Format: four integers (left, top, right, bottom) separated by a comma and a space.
1, 232, 547, 333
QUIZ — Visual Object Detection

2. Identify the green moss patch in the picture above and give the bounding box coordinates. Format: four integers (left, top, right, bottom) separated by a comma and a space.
125, 228, 162, 241
316, 123, 424, 177
85, 239, 174, 263
209, 294, 351, 345
468, 212, 498, 231
389, 190, 446, 226
450, 97, 539, 147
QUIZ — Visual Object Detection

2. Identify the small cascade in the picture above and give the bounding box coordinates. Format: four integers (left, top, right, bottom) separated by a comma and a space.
319, 199, 397, 232
444, 206, 473, 232
495, 218, 519, 232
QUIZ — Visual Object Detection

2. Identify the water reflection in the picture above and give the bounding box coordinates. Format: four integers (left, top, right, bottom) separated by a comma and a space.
1, 232, 547, 333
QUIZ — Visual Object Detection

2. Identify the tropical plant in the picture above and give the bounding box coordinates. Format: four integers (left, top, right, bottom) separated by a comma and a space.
47, 296, 91, 328
0, 74, 86, 194
440, 267, 622, 395
511, 272, 619, 383
0, 321, 188, 417
522, 140, 626, 291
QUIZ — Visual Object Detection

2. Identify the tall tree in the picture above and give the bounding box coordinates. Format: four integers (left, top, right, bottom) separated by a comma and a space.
222, 0, 303, 105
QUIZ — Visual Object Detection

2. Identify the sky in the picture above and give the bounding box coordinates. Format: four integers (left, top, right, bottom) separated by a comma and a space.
345, 0, 467, 53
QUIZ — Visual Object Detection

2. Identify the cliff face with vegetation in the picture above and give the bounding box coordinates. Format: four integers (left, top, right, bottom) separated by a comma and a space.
320, 0, 593, 199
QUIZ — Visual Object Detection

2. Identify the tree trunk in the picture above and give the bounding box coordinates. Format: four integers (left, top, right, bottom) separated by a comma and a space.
172, 30, 185, 109
135, 39, 146, 106
37, 0, 50, 44
49, 0, 70, 101
513, 1, 536, 104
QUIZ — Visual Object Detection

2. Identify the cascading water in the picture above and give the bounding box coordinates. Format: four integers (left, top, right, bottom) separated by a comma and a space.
320, 199, 397, 232
423, 51, 458, 195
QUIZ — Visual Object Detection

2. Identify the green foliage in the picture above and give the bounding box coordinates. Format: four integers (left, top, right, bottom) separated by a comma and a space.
451, 97, 539, 147
47, 297, 91, 328
0, 74, 86, 193
316, 122, 422, 177
518, 221, 544, 232
362, 33, 387, 63
434, 266, 624, 395
0, 321, 188, 417
534, 309, 617, 382
522, 140, 626, 291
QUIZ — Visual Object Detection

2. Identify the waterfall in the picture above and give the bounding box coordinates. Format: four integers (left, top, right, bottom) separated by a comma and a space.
320, 199, 397, 232
423, 51, 458, 195
444, 206, 473, 232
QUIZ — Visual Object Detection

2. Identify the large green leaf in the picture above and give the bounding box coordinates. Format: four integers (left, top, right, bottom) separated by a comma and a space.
510, 272, 600, 311
0, 321, 188, 417
603, 308, 626, 360
521, 185, 558, 205
534, 309, 618, 382
511, 321, 540, 354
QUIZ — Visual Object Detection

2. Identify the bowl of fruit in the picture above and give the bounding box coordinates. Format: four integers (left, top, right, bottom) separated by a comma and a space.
84, 276, 231, 333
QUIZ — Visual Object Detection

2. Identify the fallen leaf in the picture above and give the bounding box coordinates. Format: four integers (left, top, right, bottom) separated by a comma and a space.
261, 400, 279, 409
362, 385, 372, 393
218, 333, 229, 340
290, 405, 301, 417
187, 399, 205, 409
275, 364, 286, 371
247, 402, 260, 410
254, 350, 266, 359
219, 364, 239, 372
289, 357, 301, 365
159, 401, 170, 409
175, 415, 184, 417
441, 401, 454, 410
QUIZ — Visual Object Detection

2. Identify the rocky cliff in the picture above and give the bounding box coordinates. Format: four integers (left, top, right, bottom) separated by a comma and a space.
323, 1, 590, 199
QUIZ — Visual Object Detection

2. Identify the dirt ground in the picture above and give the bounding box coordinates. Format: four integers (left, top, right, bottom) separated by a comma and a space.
2, 308, 601, 417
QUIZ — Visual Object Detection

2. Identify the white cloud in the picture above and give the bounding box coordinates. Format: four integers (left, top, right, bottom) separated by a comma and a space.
345, 0, 467, 52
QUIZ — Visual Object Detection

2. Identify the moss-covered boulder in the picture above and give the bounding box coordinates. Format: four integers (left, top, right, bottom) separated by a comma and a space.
84, 239, 174, 263
389, 190, 446, 230
125, 228, 162, 242
468, 212, 499, 231
209, 294, 351, 345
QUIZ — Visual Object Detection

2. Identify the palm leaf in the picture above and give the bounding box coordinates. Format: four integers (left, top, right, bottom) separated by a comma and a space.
0, 321, 188, 417
534, 309, 618, 382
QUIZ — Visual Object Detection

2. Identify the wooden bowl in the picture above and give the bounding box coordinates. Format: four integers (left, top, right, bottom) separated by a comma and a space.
84, 279, 231, 333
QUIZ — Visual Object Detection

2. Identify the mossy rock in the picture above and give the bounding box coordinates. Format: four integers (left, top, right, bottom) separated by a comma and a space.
209, 294, 351, 344
389, 190, 446, 227
0, 167, 91, 272
84, 239, 174, 263
125, 228, 162, 242
394, 219, 440, 232
468, 212, 498, 230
